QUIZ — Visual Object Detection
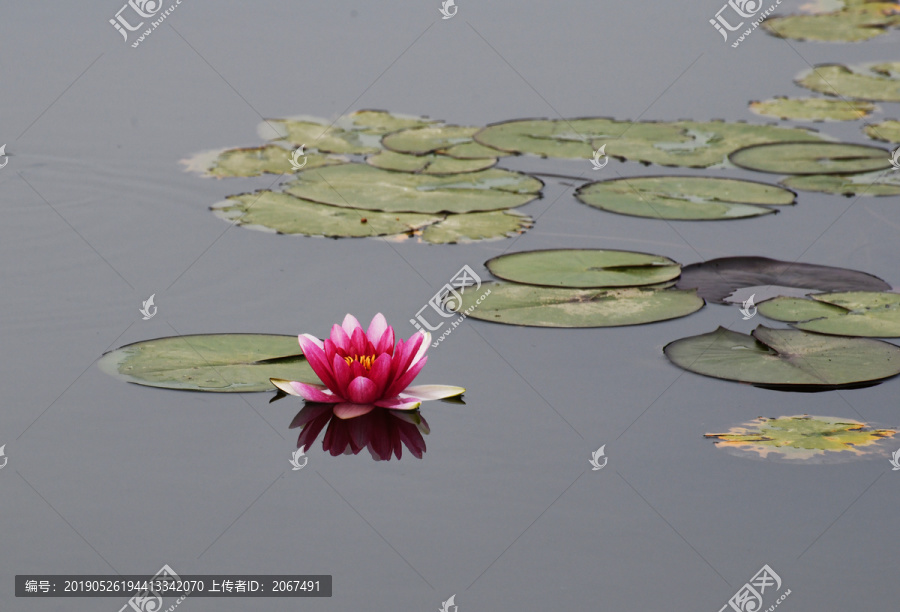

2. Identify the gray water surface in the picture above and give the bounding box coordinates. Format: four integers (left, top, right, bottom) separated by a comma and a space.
2, 1, 900, 610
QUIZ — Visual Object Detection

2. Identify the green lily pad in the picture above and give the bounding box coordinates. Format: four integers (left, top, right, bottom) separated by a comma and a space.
367, 150, 496, 174
781, 170, 900, 196
575, 176, 795, 220
283, 164, 542, 214
420, 210, 532, 244
383, 125, 504, 158
448, 282, 703, 327
676, 256, 891, 303
758, 291, 900, 337
212, 191, 441, 237
664, 326, 900, 390
797, 63, 900, 102
188, 145, 344, 178
729, 142, 891, 175
485, 249, 682, 288
473, 118, 826, 167
98, 334, 321, 392
749, 97, 875, 121
763, 3, 900, 42
268, 118, 381, 154
705, 415, 896, 462
344, 109, 437, 134
864, 119, 900, 142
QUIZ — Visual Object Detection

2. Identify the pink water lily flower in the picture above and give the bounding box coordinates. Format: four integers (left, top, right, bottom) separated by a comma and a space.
271, 313, 464, 419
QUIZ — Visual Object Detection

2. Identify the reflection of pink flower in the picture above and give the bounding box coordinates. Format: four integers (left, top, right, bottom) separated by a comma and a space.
272, 313, 464, 420
291, 403, 430, 461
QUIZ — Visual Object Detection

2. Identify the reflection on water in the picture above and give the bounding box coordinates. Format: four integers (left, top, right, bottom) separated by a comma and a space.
290, 402, 430, 461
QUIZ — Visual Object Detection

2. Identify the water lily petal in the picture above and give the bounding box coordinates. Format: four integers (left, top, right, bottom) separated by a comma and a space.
399, 384, 466, 401
350, 326, 368, 357
384, 355, 428, 398
395, 419, 426, 459
375, 324, 395, 355
334, 402, 376, 419
297, 334, 339, 391
342, 314, 362, 336
324, 338, 337, 365
297, 411, 332, 451
349, 360, 367, 380
367, 313, 388, 345
323, 417, 351, 455
369, 353, 392, 396
374, 397, 422, 411
292, 381, 342, 403
330, 324, 351, 352
390, 333, 424, 382
347, 376, 379, 404
270, 378, 301, 396
331, 354, 352, 395
409, 331, 431, 368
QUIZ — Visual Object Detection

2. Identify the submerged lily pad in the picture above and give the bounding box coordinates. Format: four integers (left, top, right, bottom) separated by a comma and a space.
705, 415, 896, 462
212, 191, 441, 237
664, 326, 900, 390
729, 142, 891, 175
749, 97, 874, 121
448, 281, 703, 327
797, 63, 900, 102
367, 150, 496, 174
781, 170, 900, 196
420, 210, 532, 244
474, 118, 826, 167
194, 145, 344, 178
485, 249, 682, 288
758, 291, 900, 337
864, 119, 900, 142
763, 4, 900, 42
98, 334, 320, 392
676, 256, 891, 303
283, 164, 542, 214
576, 176, 795, 220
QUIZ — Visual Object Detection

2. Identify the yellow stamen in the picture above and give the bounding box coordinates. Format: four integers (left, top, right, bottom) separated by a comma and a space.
344, 354, 375, 370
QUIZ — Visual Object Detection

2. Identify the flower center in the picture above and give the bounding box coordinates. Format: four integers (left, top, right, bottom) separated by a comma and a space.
344, 354, 375, 370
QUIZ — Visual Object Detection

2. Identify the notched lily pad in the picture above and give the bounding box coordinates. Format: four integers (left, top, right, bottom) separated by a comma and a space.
474, 118, 826, 168
576, 176, 795, 220
781, 170, 900, 196
664, 326, 900, 390
98, 334, 321, 392
797, 63, 900, 102
485, 249, 682, 288
448, 281, 703, 328
758, 291, 900, 337
729, 141, 891, 175
675, 256, 891, 303
763, 4, 900, 43
367, 150, 496, 174
184, 145, 344, 178
212, 191, 441, 238
420, 210, 532, 244
283, 164, 542, 214
749, 97, 875, 121
706, 415, 897, 462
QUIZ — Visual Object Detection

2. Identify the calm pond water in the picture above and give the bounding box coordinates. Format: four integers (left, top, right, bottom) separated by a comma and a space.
2, 1, 899, 610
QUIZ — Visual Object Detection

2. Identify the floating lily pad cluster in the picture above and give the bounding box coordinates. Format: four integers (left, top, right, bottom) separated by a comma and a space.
705, 415, 897, 462
447, 249, 704, 327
